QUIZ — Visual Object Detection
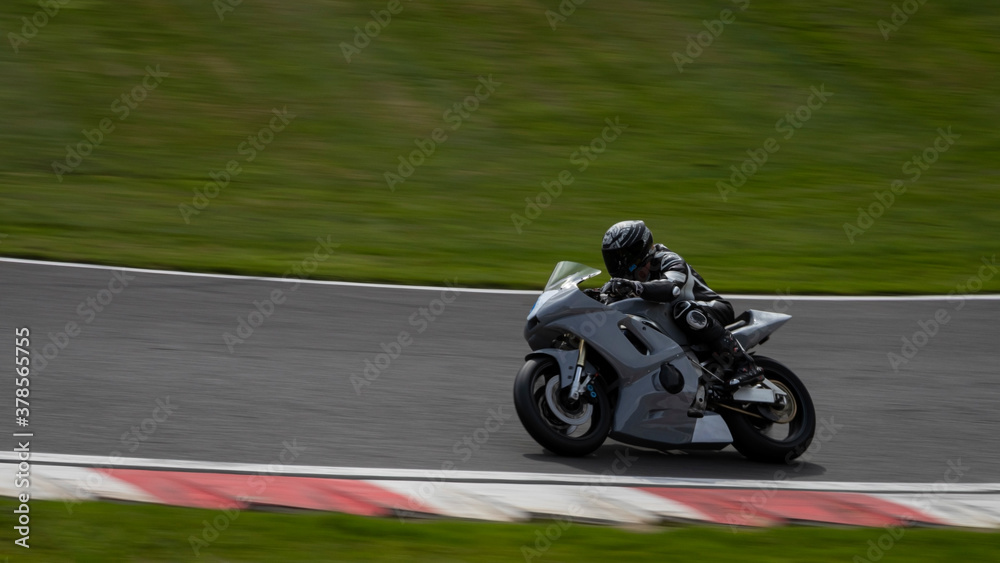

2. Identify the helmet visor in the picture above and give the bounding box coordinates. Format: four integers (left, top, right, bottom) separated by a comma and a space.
602, 246, 651, 279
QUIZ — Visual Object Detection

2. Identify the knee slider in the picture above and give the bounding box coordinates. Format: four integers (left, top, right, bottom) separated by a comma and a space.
673, 300, 709, 332
685, 309, 709, 331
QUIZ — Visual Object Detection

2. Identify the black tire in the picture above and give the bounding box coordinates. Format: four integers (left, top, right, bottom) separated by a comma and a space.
719, 356, 816, 463
513, 357, 612, 457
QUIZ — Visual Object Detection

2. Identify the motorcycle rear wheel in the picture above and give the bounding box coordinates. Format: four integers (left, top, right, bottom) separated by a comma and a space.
513, 357, 612, 457
719, 355, 816, 463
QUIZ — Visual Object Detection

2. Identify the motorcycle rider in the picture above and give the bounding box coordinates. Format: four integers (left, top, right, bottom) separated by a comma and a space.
598, 220, 764, 396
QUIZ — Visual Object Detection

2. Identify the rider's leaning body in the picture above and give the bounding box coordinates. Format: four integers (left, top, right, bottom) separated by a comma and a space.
597, 220, 763, 390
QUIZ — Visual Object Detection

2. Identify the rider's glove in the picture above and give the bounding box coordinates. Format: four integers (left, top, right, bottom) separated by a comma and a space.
604, 278, 643, 297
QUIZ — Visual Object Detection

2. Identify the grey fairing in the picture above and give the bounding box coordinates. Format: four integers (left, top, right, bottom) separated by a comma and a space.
609, 297, 690, 346
526, 286, 731, 447
731, 310, 792, 350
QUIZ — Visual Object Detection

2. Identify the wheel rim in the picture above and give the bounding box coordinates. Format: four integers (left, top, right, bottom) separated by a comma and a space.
745, 376, 805, 443
530, 365, 601, 439
759, 380, 797, 424
544, 377, 593, 426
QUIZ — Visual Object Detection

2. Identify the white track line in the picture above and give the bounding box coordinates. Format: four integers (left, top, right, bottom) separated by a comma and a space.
2, 256, 999, 301
3, 453, 998, 494
0, 257, 533, 295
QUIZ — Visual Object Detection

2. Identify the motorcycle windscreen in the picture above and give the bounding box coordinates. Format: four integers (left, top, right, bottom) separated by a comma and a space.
543, 261, 601, 291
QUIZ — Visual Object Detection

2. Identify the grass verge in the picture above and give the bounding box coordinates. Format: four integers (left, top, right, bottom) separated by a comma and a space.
1, 1, 998, 293
1, 499, 998, 562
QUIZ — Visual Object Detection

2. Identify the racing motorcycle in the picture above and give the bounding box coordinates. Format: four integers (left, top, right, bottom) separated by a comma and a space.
513, 261, 815, 463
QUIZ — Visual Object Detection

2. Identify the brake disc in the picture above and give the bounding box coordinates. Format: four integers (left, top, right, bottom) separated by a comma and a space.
756, 380, 797, 423
544, 377, 593, 426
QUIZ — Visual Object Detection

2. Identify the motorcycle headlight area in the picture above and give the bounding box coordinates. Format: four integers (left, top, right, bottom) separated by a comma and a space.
527, 289, 558, 319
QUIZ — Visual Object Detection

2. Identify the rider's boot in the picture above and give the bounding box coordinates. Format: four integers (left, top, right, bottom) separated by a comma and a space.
712, 331, 764, 389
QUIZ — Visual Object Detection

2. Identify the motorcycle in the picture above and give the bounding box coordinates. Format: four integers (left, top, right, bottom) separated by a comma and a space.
513, 261, 815, 463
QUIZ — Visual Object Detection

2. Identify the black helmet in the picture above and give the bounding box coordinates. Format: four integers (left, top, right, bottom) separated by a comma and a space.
602, 220, 654, 278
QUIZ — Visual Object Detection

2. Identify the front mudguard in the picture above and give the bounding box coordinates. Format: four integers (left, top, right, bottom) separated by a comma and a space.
525, 349, 584, 389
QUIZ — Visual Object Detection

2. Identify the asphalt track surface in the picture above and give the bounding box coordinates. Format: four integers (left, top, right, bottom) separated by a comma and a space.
2, 259, 998, 484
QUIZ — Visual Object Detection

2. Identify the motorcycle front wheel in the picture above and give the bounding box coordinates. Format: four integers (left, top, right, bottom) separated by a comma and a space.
513, 357, 612, 457
719, 355, 816, 463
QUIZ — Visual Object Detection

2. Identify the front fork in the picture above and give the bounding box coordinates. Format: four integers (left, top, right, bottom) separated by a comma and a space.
567, 339, 589, 401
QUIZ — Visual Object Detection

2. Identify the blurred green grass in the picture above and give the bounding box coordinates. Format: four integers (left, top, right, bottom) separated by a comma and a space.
1, 499, 998, 562
0, 0, 998, 293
